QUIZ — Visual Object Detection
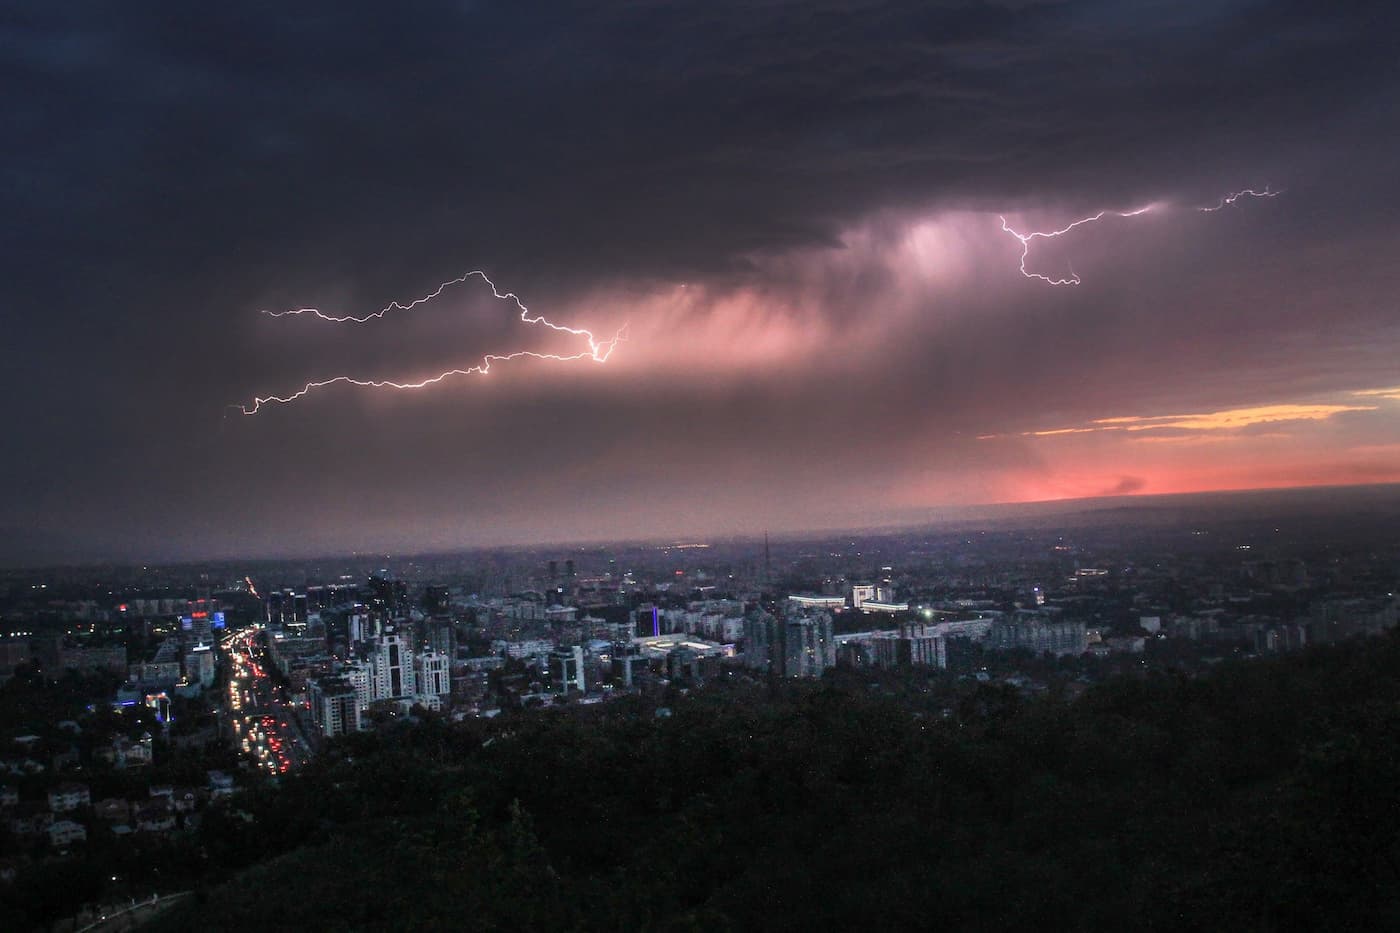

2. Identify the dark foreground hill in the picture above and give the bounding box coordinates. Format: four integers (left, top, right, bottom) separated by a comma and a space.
143, 636, 1400, 932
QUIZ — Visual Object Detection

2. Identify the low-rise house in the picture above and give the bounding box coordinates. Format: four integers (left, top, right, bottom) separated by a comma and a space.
94, 798, 131, 823
94, 733, 154, 769
48, 782, 90, 813
207, 770, 235, 798
170, 787, 200, 813
49, 819, 87, 848
0, 784, 17, 808
135, 800, 175, 833
9, 806, 54, 836
1, 757, 45, 776
118, 733, 154, 768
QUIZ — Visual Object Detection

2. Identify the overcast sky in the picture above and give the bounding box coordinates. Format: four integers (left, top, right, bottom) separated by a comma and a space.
4, 1, 1399, 562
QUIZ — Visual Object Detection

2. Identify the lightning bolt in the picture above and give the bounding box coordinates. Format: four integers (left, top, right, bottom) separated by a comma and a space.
1197, 186, 1280, 212
237, 270, 626, 414
1001, 186, 1280, 285
999, 206, 1155, 285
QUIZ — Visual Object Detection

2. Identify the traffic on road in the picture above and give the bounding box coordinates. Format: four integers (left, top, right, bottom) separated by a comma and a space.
222, 626, 312, 775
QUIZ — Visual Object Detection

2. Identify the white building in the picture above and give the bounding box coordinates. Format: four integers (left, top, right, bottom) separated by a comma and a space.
787, 595, 846, 611
414, 651, 451, 699
49, 819, 87, 847
344, 660, 374, 712
184, 643, 216, 689
308, 675, 361, 738
491, 638, 555, 660
927, 618, 995, 640
860, 600, 909, 614
347, 610, 377, 644
111, 733, 154, 769
372, 633, 412, 700
47, 783, 90, 812
907, 634, 947, 668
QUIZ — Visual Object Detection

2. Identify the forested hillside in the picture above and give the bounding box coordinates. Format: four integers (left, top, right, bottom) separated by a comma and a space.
142, 633, 1400, 931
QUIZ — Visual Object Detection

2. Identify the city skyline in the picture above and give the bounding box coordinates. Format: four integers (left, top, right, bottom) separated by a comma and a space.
6, 3, 1400, 561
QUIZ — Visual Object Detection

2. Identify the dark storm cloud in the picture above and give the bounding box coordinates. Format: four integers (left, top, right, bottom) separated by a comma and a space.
8, 1, 1395, 278
3, 1, 1398, 559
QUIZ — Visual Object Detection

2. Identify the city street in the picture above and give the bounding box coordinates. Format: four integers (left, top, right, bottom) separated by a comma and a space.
222, 627, 312, 775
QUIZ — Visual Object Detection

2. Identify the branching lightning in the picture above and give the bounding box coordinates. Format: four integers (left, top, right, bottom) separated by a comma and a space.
239, 186, 1280, 412
1001, 186, 1280, 285
999, 206, 1155, 285
237, 271, 626, 414
1198, 186, 1279, 212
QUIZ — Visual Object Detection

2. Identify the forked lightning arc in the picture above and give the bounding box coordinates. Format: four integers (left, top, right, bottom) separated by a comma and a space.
999, 206, 1155, 286
1000, 187, 1280, 286
238, 188, 1280, 411
1198, 186, 1279, 212
236, 270, 626, 414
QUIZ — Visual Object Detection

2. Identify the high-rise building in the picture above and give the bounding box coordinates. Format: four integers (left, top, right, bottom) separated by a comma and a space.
343, 660, 373, 712
988, 618, 1087, 657
784, 612, 835, 678
549, 645, 586, 693
347, 608, 377, 645
743, 611, 780, 672
871, 632, 947, 669
907, 634, 947, 668
372, 633, 412, 700
414, 651, 451, 699
633, 605, 661, 638
309, 675, 361, 738
613, 643, 648, 687
426, 618, 456, 658
183, 644, 216, 689
368, 576, 409, 614
266, 592, 285, 627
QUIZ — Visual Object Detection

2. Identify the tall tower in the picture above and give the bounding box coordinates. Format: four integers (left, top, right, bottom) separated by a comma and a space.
372, 633, 411, 700
764, 532, 771, 588
783, 612, 835, 678
414, 651, 451, 699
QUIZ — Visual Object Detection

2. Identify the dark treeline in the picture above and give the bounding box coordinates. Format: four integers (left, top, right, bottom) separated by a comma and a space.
110, 633, 1400, 929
